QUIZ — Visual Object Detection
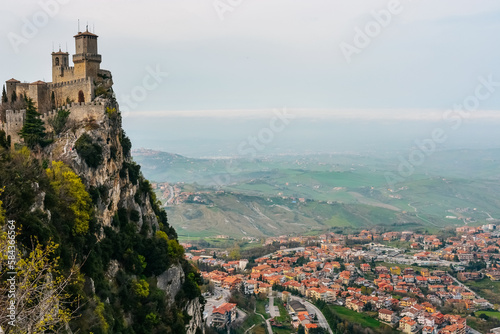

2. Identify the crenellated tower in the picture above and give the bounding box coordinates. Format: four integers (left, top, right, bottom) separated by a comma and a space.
73, 29, 102, 81
51, 49, 70, 84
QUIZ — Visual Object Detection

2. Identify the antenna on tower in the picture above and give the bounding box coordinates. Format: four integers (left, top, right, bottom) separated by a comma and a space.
86, 21, 88, 32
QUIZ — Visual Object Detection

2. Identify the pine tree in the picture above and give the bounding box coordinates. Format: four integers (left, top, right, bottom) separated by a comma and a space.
51, 91, 56, 109
1, 85, 7, 104
0, 130, 9, 149
19, 97, 46, 148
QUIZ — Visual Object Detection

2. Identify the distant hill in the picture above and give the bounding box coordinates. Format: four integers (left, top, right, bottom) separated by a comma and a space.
133, 149, 500, 239
165, 191, 412, 239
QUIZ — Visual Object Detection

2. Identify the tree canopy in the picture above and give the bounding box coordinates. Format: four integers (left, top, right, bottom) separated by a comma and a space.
19, 98, 46, 148
46, 161, 92, 235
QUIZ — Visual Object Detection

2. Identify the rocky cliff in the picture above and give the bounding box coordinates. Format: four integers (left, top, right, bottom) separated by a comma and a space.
28, 98, 206, 333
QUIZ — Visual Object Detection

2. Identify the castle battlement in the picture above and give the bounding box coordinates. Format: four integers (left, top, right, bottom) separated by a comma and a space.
48, 77, 90, 88
2, 101, 107, 124
59, 65, 75, 73
38, 101, 106, 121
1, 100, 108, 144
5, 109, 27, 123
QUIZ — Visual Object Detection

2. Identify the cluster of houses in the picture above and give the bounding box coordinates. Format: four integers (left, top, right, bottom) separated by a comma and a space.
191, 225, 500, 333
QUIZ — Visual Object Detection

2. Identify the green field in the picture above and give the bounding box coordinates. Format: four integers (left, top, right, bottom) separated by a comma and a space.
467, 312, 500, 333
465, 279, 500, 305
475, 311, 500, 320
375, 262, 450, 275
272, 299, 294, 333
256, 299, 270, 319
233, 313, 267, 334
329, 305, 382, 329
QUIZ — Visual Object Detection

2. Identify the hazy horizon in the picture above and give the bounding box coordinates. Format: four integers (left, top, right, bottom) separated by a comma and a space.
124, 109, 500, 158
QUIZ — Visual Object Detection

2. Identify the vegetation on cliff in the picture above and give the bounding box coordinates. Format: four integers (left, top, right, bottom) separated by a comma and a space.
0, 102, 203, 333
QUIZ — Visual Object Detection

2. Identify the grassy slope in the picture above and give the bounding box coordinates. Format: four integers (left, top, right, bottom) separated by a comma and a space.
329, 305, 382, 329
168, 192, 405, 238
466, 279, 500, 305
233, 314, 267, 334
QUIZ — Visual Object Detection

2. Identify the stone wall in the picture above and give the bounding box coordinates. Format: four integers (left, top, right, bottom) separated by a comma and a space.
1, 101, 107, 146
14, 83, 30, 101
1, 109, 25, 143
65, 101, 107, 122
49, 78, 93, 107
29, 83, 50, 114
52, 65, 78, 84
74, 56, 101, 81
5, 78, 94, 114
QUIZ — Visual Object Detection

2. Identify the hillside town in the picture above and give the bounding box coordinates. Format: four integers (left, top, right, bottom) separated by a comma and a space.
185, 224, 500, 334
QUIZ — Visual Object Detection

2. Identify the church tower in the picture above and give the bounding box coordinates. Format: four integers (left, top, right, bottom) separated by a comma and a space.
73, 27, 102, 80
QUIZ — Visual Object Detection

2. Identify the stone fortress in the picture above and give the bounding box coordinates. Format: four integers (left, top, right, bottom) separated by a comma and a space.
0, 28, 114, 142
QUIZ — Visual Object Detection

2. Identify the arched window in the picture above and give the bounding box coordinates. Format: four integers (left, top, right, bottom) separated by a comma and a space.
55, 57, 59, 66
78, 90, 85, 103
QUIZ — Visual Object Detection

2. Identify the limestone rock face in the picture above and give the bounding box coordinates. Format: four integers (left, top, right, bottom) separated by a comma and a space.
45, 102, 134, 231
105, 259, 120, 280
185, 298, 205, 334
157, 265, 205, 333
41, 99, 204, 333
157, 264, 185, 305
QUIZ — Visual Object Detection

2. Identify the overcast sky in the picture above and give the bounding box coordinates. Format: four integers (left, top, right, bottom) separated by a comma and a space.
2, 0, 500, 113
2, 1, 500, 155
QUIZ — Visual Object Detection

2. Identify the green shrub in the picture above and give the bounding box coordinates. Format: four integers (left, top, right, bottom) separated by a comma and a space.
75, 133, 103, 168
48, 108, 71, 135
105, 107, 118, 122
0, 130, 11, 149
110, 145, 117, 159
131, 279, 149, 298
130, 210, 140, 222
126, 162, 141, 185
89, 185, 108, 205
120, 131, 132, 157
95, 86, 109, 98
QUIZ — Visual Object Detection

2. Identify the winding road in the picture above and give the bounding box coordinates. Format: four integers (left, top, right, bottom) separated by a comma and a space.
289, 295, 333, 334
408, 202, 441, 227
